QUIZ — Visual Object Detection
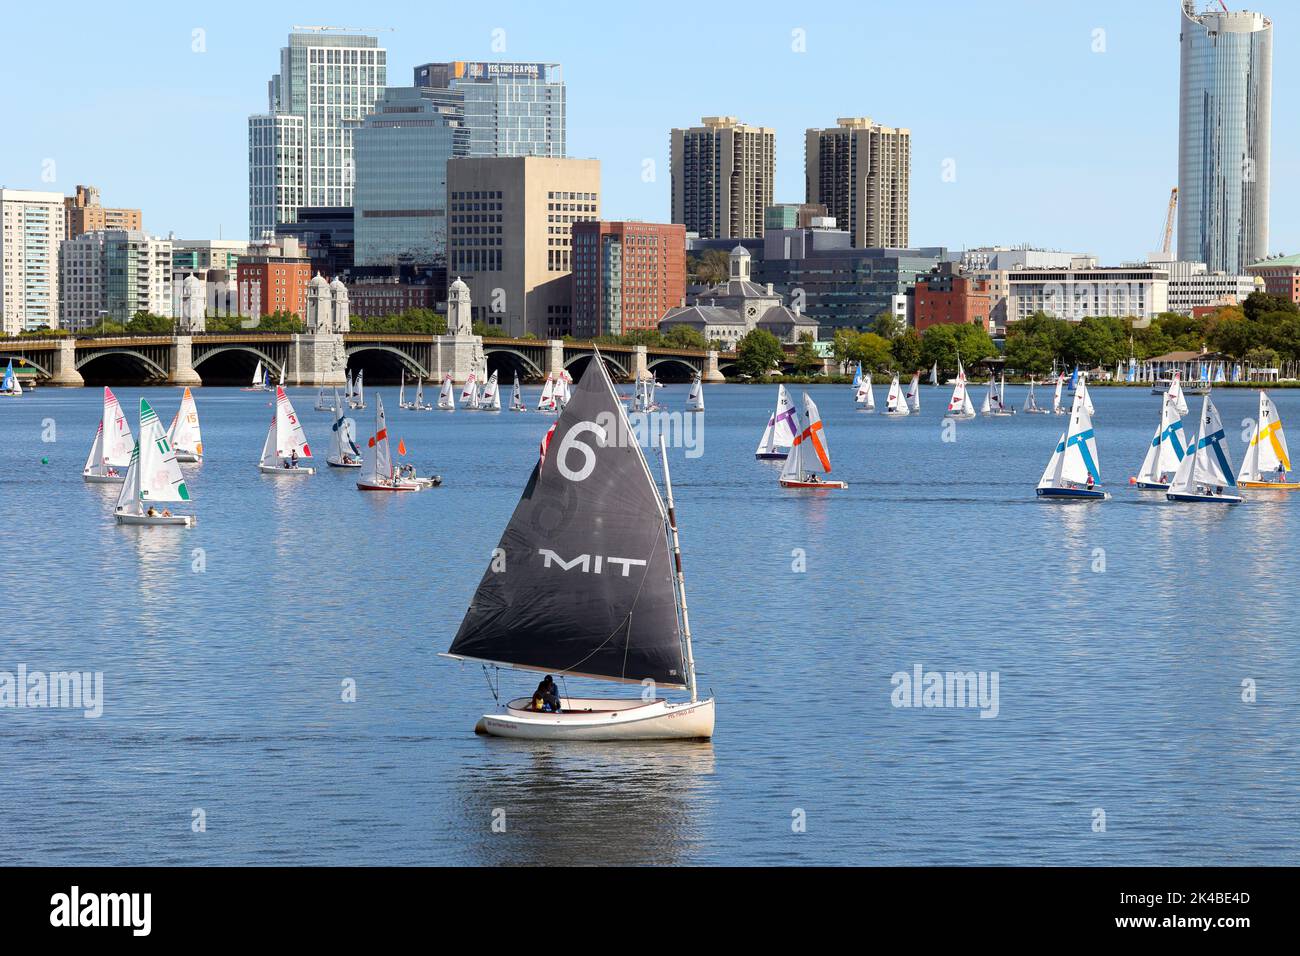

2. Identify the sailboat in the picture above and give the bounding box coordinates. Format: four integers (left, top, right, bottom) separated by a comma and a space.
1, 360, 23, 397
437, 373, 456, 411
780, 393, 847, 489
509, 372, 527, 412
1052, 373, 1066, 414
850, 362, 863, 391
398, 370, 410, 410
343, 369, 355, 407
461, 372, 481, 410
755, 384, 799, 460
314, 386, 333, 412
113, 399, 195, 526
242, 360, 268, 392
411, 376, 432, 411
884, 374, 910, 417
929, 362, 939, 387
1036, 389, 1108, 500
905, 372, 921, 413
555, 371, 573, 410
257, 386, 315, 475
349, 369, 366, 409
82, 386, 133, 483
441, 352, 714, 740
167, 387, 203, 463
854, 372, 875, 412
686, 373, 704, 412
356, 395, 421, 492
945, 360, 976, 420
1132, 395, 1187, 490
479, 370, 502, 411
537, 374, 558, 412
1238, 390, 1297, 489
982, 374, 1015, 416
1167, 393, 1242, 503
326, 391, 362, 468
1023, 378, 1050, 415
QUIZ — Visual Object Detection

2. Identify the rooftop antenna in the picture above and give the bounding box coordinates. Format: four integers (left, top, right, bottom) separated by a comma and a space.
292, 24, 395, 32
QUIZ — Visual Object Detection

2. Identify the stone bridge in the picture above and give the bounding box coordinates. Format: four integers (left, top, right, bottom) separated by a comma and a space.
0, 332, 736, 386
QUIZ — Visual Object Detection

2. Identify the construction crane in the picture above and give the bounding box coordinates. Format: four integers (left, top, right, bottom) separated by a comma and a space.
1161, 187, 1179, 257
292, 24, 392, 33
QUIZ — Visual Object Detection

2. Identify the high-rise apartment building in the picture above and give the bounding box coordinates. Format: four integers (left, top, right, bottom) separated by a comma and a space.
805, 118, 911, 248
670, 117, 774, 240
571, 221, 686, 339
353, 86, 470, 268
248, 31, 387, 240
446, 156, 599, 337
64, 185, 142, 240
413, 61, 565, 158
61, 230, 173, 329
1178, 2, 1272, 274
1, 188, 64, 333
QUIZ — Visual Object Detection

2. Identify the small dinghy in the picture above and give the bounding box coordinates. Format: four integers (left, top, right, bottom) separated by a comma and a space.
167, 387, 203, 463
1166, 393, 1243, 504
1238, 390, 1298, 489
537, 374, 558, 412
1036, 389, 1108, 500
686, 373, 704, 412
1023, 378, 1051, 415
314, 386, 333, 412
437, 373, 456, 411
981, 373, 1015, 416
326, 391, 363, 468
883, 374, 910, 417
258, 386, 316, 475
241, 360, 270, 392
114, 399, 195, 526
82, 386, 133, 483
1051, 372, 1066, 414
461, 372, 481, 410
509, 372, 527, 412
929, 362, 939, 387
755, 384, 799, 460
854, 372, 875, 412
1, 360, 23, 397
479, 370, 502, 412
1131, 394, 1186, 490
356, 395, 422, 491
348, 369, 366, 410
441, 350, 713, 741
905, 371, 921, 413
944, 359, 977, 420
779, 392, 847, 489
411, 375, 432, 411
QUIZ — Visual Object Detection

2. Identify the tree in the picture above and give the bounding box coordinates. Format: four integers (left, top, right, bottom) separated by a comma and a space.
869, 311, 902, 341
662, 325, 710, 350
125, 311, 174, 334
792, 332, 821, 374
891, 327, 922, 372
735, 328, 784, 378
690, 249, 730, 286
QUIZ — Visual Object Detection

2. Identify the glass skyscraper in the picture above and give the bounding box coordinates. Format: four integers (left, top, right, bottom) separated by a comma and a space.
353, 87, 470, 267
412, 61, 565, 158
1178, 2, 1272, 274
249, 31, 387, 240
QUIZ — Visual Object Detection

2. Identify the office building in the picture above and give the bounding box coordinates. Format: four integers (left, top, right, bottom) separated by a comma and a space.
64, 185, 142, 240
1, 188, 64, 333
1178, 3, 1272, 273
571, 220, 686, 338
1146, 252, 1256, 314
805, 118, 910, 248
671, 116, 774, 240
764, 203, 828, 232
446, 156, 600, 337
413, 61, 565, 158
61, 230, 173, 329
353, 86, 470, 269
912, 262, 994, 333
1006, 261, 1170, 324
172, 239, 250, 277
274, 207, 354, 279
249, 30, 387, 239
1246, 252, 1300, 304
236, 237, 312, 317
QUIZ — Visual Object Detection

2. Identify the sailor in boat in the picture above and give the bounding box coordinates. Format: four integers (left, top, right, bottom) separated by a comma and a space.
531, 676, 561, 713
1086, 474, 1095, 492
283, 449, 300, 469
146, 506, 157, 517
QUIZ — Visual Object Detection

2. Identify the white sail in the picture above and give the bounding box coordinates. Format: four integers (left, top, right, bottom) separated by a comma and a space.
168, 387, 202, 459
1024, 380, 1038, 412
364, 394, 394, 484
1172, 393, 1235, 491
855, 373, 875, 410
556, 373, 572, 408
929, 362, 939, 387
355, 370, 365, 407
1052, 373, 1065, 413
980, 378, 994, 414
782, 393, 832, 478
461, 372, 479, 408
772, 384, 798, 447
1039, 391, 1101, 490
1241, 390, 1291, 481
438, 373, 455, 410
415, 377, 427, 409
686, 374, 704, 411
345, 369, 354, 404
885, 375, 909, 415
89, 386, 133, 475
398, 371, 407, 408
134, 399, 190, 506
1077, 376, 1095, 417
1037, 433, 1066, 490
756, 414, 776, 456
906, 372, 921, 412
251, 360, 264, 388
481, 370, 501, 410
83, 421, 106, 477
510, 372, 525, 411
1167, 370, 1189, 415
947, 360, 972, 416
537, 375, 555, 411
260, 386, 313, 466
330, 402, 360, 463
114, 438, 142, 513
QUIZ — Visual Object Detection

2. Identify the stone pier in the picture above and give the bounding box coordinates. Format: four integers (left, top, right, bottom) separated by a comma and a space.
547, 339, 565, 378
431, 333, 485, 384
46, 338, 85, 387
287, 332, 347, 387
632, 345, 648, 381
704, 349, 725, 383
169, 335, 203, 386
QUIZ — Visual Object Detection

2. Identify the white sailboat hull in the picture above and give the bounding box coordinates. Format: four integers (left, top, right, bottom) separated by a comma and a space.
475, 697, 715, 742
258, 463, 316, 476
83, 473, 125, 484
174, 451, 202, 463
115, 512, 195, 527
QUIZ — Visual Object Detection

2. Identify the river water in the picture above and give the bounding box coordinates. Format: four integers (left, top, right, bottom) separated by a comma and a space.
1, 380, 1297, 865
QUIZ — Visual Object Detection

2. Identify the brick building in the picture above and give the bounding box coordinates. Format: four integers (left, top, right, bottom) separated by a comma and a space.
912, 262, 993, 333
571, 221, 685, 338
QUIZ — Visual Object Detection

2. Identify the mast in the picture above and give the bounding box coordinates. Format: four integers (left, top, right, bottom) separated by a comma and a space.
658, 435, 697, 703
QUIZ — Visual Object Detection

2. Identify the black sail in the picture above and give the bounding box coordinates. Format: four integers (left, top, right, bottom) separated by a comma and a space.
447, 354, 687, 688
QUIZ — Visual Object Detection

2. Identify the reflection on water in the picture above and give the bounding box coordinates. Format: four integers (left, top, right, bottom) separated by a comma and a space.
2, 384, 1299, 865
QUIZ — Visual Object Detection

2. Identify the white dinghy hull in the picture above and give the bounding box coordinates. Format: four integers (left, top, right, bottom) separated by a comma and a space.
83, 473, 125, 484
475, 696, 715, 742
115, 513, 195, 527
258, 464, 316, 476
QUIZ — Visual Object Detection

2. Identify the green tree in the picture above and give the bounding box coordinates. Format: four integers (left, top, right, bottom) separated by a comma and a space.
689, 249, 730, 286
869, 311, 902, 340
792, 332, 821, 374
125, 311, 174, 334
891, 327, 922, 372
662, 325, 710, 350
735, 328, 784, 378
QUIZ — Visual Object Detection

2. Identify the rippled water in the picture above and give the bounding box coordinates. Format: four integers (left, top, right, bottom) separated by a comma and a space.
2, 380, 1297, 865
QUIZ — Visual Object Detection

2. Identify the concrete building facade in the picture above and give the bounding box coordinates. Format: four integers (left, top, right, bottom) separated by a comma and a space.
61, 229, 173, 329
1245, 252, 1300, 304
571, 220, 685, 339
1006, 263, 1170, 324
64, 185, 141, 240
671, 116, 774, 240
1, 188, 64, 333
446, 156, 599, 337
805, 118, 910, 248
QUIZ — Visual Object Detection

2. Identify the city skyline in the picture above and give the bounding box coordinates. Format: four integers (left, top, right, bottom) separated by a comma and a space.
2, 1, 1298, 265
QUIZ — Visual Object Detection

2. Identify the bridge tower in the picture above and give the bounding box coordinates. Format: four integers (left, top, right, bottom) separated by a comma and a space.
435, 277, 484, 383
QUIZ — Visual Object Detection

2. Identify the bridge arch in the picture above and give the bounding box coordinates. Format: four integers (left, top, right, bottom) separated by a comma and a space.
0, 353, 51, 377
483, 346, 546, 379
645, 356, 701, 381
192, 344, 285, 378
75, 349, 169, 382
563, 352, 629, 380
345, 345, 428, 380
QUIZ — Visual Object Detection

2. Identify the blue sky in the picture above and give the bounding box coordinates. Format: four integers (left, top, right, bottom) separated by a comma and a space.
3, 0, 1295, 263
